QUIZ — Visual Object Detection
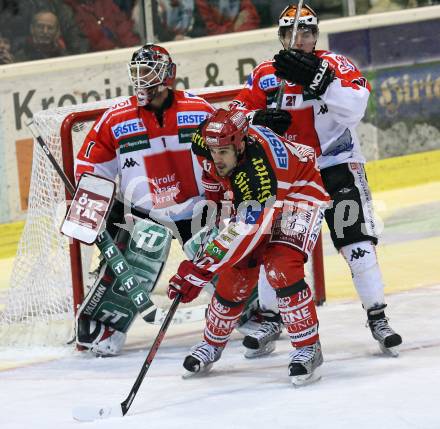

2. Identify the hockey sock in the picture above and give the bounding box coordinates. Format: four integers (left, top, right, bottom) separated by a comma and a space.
276, 279, 319, 347
340, 241, 385, 310
204, 293, 246, 347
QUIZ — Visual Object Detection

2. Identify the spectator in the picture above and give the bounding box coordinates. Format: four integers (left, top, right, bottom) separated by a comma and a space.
113, 0, 136, 15
0, 1, 88, 57
252, 0, 285, 28
153, 0, 195, 41
194, 0, 260, 36
14, 10, 66, 61
0, 36, 14, 64
64, 0, 140, 52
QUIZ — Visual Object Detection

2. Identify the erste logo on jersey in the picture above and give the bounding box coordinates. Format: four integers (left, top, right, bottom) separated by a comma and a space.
112, 119, 146, 139
259, 74, 279, 91
255, 127, 288, 170
177, 111, 209, 126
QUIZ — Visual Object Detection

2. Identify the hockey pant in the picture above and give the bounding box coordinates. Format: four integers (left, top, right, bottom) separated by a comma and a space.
203, 243, 319, 349
259, 162, 386, 312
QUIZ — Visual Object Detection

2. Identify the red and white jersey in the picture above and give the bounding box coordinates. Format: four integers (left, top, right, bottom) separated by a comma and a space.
75, 91, 215, 220
191, 125, 330, 275
233, 50, 371, 169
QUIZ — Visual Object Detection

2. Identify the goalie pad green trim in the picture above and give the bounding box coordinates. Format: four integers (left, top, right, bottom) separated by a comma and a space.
77, 218, 172, 333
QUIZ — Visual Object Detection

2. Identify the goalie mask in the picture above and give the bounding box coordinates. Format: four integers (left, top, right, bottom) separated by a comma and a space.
128, 44, 176, 106
278, 4, 319, 52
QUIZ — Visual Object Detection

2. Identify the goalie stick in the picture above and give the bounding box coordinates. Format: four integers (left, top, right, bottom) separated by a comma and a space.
275, 0, 304, 110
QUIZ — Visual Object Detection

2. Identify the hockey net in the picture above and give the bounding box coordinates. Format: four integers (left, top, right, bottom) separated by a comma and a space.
0, 86, 325, 347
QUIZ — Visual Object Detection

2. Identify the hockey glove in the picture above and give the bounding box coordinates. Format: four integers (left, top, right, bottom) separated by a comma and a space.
168, 260, 213, 303
252, 108, 292, 135
273, 49, 335, 96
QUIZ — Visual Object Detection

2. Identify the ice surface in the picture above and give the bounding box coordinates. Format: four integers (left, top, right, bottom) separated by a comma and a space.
0, 285, 439, 429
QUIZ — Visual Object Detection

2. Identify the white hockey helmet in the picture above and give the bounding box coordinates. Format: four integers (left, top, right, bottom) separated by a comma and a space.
128, 44, 176, 106
278, 4, 319, 49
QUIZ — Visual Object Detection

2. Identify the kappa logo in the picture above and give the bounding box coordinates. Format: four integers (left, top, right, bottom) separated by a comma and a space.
350, 247, 370, 261
122, 157, 140, 169
318, 104, 328, 115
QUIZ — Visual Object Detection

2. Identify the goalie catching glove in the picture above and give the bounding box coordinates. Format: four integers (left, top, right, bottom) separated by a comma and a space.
252, 108, 291, 135
168, 260, 213, 303
273, 49, 335, 96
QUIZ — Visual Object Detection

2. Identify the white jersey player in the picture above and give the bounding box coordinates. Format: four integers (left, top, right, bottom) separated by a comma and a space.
232, 4, 402, 357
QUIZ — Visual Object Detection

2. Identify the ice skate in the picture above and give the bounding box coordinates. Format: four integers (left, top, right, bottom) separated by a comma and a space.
367, 305, 402, 357
182, 340, 224, 378
242, 311, 282, 358
288, 341, 323, 387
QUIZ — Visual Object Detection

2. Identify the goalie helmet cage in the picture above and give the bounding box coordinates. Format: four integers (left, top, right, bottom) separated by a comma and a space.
0, 87, 325, 347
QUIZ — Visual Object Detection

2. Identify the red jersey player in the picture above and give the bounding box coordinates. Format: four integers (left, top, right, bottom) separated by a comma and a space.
74, 44, 215, 356
168, 109, 329, 385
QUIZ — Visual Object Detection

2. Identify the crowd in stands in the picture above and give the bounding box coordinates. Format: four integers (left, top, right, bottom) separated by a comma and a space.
0, 0, 437, 64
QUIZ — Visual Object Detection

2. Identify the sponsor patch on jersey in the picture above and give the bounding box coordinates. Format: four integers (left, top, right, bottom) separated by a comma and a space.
118, 135, 150, 154
334, 55, 356, 74
259, 74, 279, 91
254, 126, 288, 170
178, 127, 197, 144
237, 207, 263, 225
177, 111, 209, 127
205, 241, 226, 262
111, 119, 146, 139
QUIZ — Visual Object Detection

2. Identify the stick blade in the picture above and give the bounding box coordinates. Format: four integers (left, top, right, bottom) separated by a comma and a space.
72, 404, 123, 422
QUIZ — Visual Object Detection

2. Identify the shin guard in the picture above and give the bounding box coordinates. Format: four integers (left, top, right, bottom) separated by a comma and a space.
204, 293, 245, 347
276, 279, 319, 347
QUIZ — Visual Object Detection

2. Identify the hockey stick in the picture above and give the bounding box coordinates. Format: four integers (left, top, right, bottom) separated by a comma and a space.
275, 0, 304, 110
71, 211, 215, 421
72, 293, 182, 421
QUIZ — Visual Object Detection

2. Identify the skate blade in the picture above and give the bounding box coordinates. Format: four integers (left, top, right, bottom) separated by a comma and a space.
379, 343, 400, 357
244, 342, 276, 359
182, 363, 213, 379
290, 369, 322, 387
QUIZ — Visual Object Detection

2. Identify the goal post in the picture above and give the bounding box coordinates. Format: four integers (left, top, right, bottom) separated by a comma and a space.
0, 87, 325, 347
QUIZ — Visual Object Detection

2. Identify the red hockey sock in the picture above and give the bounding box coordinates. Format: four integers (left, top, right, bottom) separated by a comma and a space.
276, 279, 319, 347
204, 294, 246, 347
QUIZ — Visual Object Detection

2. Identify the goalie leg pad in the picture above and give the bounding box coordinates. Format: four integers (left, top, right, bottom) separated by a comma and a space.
76, 218, 172, 352
76, 317, 127, 356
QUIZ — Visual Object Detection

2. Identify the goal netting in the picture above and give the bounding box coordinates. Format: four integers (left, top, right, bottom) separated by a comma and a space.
0, 87, 325, 347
